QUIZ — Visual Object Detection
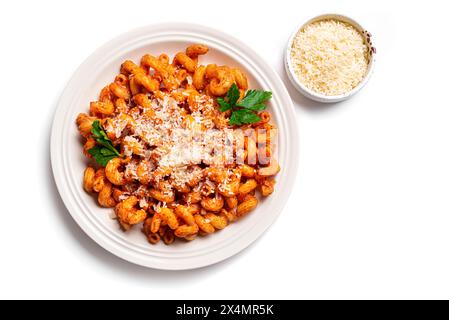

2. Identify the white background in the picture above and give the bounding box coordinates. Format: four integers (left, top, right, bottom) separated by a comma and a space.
1, 0, 448, 299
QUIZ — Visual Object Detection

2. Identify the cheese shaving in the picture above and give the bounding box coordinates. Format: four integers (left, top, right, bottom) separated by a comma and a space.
290, 19, 369, 96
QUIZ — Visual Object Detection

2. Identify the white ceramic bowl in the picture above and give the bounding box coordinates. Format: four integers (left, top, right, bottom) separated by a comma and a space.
51, 23, 299, 270
285, 14, 376, 103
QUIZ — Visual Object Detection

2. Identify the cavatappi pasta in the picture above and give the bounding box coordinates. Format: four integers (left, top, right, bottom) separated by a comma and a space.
76, 44, 280, 245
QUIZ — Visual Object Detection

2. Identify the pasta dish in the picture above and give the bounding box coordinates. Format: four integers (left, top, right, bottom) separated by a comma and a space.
76, 44, 280, 245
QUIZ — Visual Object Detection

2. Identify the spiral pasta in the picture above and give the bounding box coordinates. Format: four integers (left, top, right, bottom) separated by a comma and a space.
76, 44, 280, 245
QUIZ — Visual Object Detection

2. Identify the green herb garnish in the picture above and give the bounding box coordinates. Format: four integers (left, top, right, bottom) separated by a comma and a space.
217, 83, 272, 126
88, 120, 121, 166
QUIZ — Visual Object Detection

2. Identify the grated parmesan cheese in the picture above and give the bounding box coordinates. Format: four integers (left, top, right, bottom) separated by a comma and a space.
101, 78, 275, 198
290, 19, 369, 96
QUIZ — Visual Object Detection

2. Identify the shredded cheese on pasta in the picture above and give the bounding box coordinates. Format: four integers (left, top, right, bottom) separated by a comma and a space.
106, 92, 235, 191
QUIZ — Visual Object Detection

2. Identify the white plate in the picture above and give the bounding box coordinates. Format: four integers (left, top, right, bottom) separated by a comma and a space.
51, 23, 299, 270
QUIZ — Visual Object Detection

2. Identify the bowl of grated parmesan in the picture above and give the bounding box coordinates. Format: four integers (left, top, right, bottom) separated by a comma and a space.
285, 14, 376, 103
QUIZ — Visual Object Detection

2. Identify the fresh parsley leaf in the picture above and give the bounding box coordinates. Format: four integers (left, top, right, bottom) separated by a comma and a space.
236, 90, 272, 109
88, 146, 117, 167
91, 120, 109, 141
218, 84, 272, 126
227, 83, 240, 106
231, 109, 261, 125
88, 120, 121, 166
229, 111, 243, 126
100, 148, 116, 156
247, 103, 267, 111
217, 84, 240, 112
239, 110, 261, 124
90, 120, 120, 156
217, 97, 231, 112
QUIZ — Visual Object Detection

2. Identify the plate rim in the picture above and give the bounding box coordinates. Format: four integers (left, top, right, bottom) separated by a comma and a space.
51, 22, 299, 270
